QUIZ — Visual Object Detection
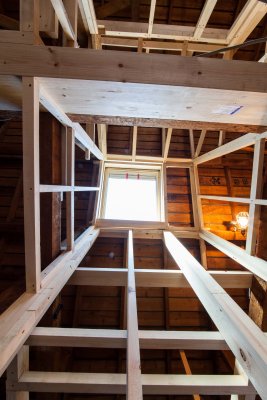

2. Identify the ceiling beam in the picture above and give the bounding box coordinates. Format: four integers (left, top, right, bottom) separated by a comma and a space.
98, 20, 228, 44
200, 229, 267, 282
148, 0, 157, 36
68, 268, 253, 289
28, 327, 232, 350
227, 0, 267, 45
1, 44, 267, 93
9, 372, 255, 395
78, 0, 98, 34
193, 0, 218, 40
68, 115, 267, 134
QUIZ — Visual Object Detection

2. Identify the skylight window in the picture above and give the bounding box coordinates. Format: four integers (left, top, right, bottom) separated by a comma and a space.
102, 169, 161, 221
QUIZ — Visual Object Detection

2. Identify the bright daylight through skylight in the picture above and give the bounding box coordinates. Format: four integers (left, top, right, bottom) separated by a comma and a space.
104, 172, 159, 221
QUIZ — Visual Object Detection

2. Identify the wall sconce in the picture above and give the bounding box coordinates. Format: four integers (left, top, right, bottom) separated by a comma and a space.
228, 212, 249, 236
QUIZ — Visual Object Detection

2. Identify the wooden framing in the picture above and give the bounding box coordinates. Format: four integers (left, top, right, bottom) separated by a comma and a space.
68, 268, 253, 289
22, 77, 41, 293
126, 231, 142, 399
50, 0, 76, 41
1, 45, 267, 93
245, 138, 265, 255
1, 1, 267, 398
28, 327, 238, 350
193, 0, 218, 40
7, 372, 256, 395
163, 232, 265, 399
66, 127, 75, 251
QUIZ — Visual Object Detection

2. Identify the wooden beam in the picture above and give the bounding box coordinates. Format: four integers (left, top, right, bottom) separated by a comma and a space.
68, 267, 253, 289
39, 185, 99, 192
148, 0, 157, 36
189, 129, 195, 158
97, 124, 107, 158
132, 126, 137, 161
101, 36, 224, 52
96, 219, 167, 229
1, 44, 267, 93
6, 346, 29, 400
98, 19, 228, 44
68, 114, 267, 134
28, 327, 234, 350
66, 127, 74, 251
227, 0, 267, 46
200, 229, 267, 282
180, 350, 201, 400
20, 0, 40, 43
39, 0, 59, 39
39, 86, 103, 160
85, 123, 95, 160
193, 0, 218, 40
163, 128, 172, 160
246, 138, 265, 255
8, 372, 255, 395
199, 195, 251, 204
218, 130, 225, 146
50, 0, 76, 40
126, 231, 142, 399
194, 130, 206, 158
163, 231, 266, 399
22, 77, 41, 293
78, 0, 98, 34
194, 133, 258, 165
0, 226, 99, 377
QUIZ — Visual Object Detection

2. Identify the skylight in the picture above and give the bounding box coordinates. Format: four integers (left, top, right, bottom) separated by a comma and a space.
103, 170, 159, 221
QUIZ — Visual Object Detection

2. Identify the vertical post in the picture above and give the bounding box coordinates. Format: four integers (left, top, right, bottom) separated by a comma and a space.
20, 0, 40, 43
85, 123, 95, 160
6, 346, 29, 400
66, 127, 75, 250
189, 165, 207, 268
23, 77, 41, 292
246, 138, 265, 255
127, 230, 142, 400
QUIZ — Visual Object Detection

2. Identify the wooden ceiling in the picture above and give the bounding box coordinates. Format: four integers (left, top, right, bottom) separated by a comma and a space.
0, 1, 267, 399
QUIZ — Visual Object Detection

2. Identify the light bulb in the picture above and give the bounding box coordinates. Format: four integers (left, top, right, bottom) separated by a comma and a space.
236, 212, 249, 230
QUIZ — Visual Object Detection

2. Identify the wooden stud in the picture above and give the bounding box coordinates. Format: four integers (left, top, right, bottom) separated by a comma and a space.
180, 350, 201, 400
193, 0, 218, 40
78, 0, 98, 34
20, 0, 40, 43
132, 126, 137, 161
6, 346, 29, 400
163, 128, 172, 160
194, 130, 206, 158
66, 127, 74, 251
126, 231, 142, 399
148, 0, 157, 37
22, 77, 41, 293
246, 138, 265, 255
50, 0, 76, 41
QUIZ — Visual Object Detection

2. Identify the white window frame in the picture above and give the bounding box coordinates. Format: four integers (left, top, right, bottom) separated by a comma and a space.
99, 162, 165, 222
